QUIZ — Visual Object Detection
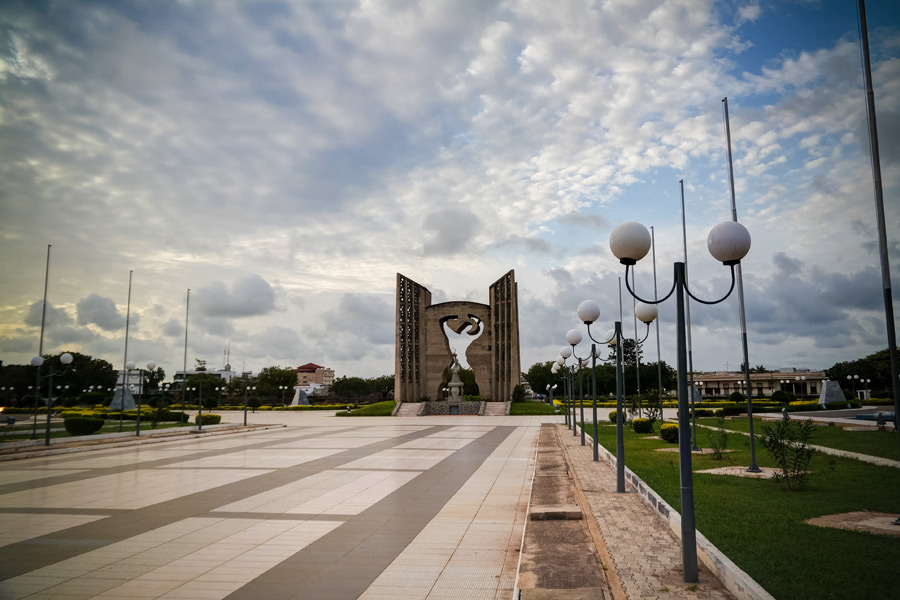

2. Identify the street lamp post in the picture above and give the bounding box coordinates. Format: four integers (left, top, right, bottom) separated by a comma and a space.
138, 361, 156, 436
847, 375, 858, 401
243, 386, 256, 426
120, 362, 136, 432
577, 299, 656, 466
30, 353, 74, 446
609, 218, 751, 583
279, 385, 288, 407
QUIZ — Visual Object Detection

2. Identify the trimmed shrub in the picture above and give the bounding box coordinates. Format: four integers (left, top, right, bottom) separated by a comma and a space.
64, 416, 105, 436
632, 418, 652, 433
694, 408, 716, 417
772, 390, 789, 404
195, 413, 222, 425
608, 410, 619, 423
336, 401, 395, 417
729, 391, 744, 403
660, 423, 679, 443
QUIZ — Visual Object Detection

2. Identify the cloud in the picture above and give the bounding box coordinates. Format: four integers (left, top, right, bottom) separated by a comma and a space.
422, 207, 482, 255
76, 294, 131, 332
192, 275, 276, 318
162, 319, 183, 337
24, 301, 72, 328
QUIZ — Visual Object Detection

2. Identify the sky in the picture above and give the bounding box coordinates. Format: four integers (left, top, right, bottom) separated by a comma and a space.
1, 0, 898, 383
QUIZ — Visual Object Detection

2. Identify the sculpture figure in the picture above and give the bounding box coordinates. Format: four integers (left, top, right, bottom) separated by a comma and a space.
447, 350, 464, 401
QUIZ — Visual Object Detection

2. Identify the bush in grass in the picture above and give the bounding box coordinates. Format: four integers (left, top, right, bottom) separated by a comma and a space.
705, 416, 729, 460
336, 401, 395, 417
729, 391, 744, 403
772, 390, 790, 404
720, 404, 745, 416
608, 410, 619, 423
660, 423, 678, 443
694, 408, 716, 417
632, 418, 652, 433
758, 413, 816, 491
195, 413, 221, 425
64, 416, 105, 436
511, 384, 526, 403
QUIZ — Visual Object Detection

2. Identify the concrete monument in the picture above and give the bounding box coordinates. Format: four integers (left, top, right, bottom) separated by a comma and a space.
395, 270, 521, 402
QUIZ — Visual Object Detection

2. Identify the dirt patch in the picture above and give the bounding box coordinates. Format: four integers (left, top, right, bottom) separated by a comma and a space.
655, 447, 734, 455
806, 511, 900, 538
695, 466, 781, 479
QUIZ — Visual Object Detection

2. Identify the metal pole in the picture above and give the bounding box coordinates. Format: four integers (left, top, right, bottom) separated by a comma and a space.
32, 244, 51, 440
135, 369, 142, 436
858, 0, 900, 456
674, 262, 699, 582
120, 270, 132, 433
564, 373, 570, 427
198, 379, 203, 431
632, 269, 641, 402
243, 386, 249, 426
44, 371, 54, 446
680, 181, 699, 450
651, 227, 664, 419
571, 369, 577, 437
615, 321, 625, 493
182, 289, 190, 426
591, 343, 599, 461
723, 97, 761, 472
579, 363, 585, 446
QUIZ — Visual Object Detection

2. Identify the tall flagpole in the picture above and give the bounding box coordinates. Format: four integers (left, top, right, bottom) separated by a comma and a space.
182, 289, 190, 425
31, 245, 51, 440
119, 271, 133, 432
857, 0, 900, 459
651, 227, 663, 418
723, 98, 761, 472
680, 180, 699, 450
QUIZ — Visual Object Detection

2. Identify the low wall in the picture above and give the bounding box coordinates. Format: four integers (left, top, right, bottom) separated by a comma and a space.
421, 401, 482, 416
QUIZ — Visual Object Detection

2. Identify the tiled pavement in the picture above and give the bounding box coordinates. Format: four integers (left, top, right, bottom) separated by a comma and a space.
558, 424, 734, 600
0, 413, 550, 600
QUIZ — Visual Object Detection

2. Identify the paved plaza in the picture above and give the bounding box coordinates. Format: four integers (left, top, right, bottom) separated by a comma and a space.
0, 413, 552, 600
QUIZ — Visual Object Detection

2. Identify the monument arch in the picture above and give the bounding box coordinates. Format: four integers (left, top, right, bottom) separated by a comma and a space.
395, 270, 520, 402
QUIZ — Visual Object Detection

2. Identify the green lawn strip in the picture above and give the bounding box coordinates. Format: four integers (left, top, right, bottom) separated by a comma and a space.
695, 416, 900, 461
510, 401, 556, 415
586, 423, 900, 600
0, 421, 189, 442
338, 400, 395, 416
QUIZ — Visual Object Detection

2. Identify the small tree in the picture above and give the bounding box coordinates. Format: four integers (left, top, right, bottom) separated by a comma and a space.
705, 416, 729, 460
511, 384, 526, 403
729, 391, 744, 403
758, 413, 816, 491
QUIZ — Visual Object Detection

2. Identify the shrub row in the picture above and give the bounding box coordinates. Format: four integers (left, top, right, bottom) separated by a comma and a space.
195, 413, 221, 425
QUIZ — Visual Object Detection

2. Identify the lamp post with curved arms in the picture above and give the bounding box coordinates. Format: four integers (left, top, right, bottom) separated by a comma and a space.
576, 300, 657, 474
609, 219, 751, 583
30, 353, 74, 446
243, 386, 256, 426
565, 330, 590, 446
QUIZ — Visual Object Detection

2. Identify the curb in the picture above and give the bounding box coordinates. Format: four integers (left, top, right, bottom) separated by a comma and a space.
575, 424, 775, 600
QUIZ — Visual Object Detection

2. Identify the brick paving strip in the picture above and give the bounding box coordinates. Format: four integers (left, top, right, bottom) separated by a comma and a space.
556, 424, 736, 600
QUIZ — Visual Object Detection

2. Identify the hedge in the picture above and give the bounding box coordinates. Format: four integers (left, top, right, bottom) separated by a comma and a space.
195, 413, 222, 425
632, 418, 653, 433
64, 417, 105, 436
660, 423, 679, 443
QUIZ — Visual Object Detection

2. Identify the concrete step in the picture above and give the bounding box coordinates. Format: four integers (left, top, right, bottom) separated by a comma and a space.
483, 402, 509, 416
395, 402, 421, 417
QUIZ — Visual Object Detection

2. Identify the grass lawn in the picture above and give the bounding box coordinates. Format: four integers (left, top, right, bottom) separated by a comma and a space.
510, 401, 557, 415
585, 422, 900, 600
0, 421, 191, 442
696, 416, 900, 461
338, 401, 395, 416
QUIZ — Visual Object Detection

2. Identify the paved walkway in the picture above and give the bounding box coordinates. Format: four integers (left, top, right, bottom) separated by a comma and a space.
557, 424, 734, 600
0, 413, 551, 600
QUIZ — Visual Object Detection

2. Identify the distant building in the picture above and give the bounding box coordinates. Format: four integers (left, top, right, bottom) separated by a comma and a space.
691, 369, 828, 399
297, 363, 334, 393
173, 364, 244, 384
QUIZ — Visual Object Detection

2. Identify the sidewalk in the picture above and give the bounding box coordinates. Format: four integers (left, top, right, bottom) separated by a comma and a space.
556, 424, 735, 600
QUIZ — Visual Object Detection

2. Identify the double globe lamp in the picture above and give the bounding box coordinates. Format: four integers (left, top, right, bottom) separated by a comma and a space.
608, 219, 750, 584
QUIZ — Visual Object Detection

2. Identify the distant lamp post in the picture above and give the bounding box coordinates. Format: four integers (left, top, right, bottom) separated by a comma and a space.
609, 218, 751, 583
279, 385, 288, 407
31, 353, 73, 446
864, 379, 871, 401
138, 361, 156, 436
120, 361, 136, 432
847, 374, 858, 400
30, 355, 44, 440
243, 386, 256, 426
